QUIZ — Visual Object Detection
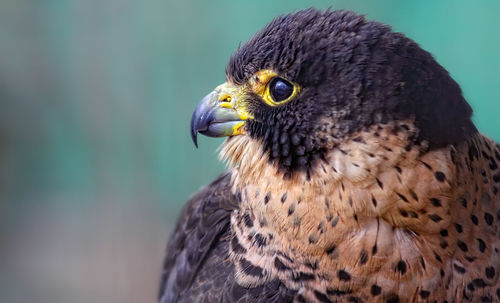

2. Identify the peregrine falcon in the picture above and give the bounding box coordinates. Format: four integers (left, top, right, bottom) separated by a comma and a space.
159, 9, 500, 303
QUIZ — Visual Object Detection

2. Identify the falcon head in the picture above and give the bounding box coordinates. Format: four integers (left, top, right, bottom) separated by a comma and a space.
191, 8, 476, 177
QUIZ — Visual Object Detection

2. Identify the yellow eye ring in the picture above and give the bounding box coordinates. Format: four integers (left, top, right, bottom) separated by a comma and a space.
262, 76, 300, 106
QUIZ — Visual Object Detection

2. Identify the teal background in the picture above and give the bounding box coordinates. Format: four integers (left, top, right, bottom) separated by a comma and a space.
0, 1, 498, 302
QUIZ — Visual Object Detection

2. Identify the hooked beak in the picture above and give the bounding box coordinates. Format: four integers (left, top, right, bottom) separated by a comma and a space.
190, 85, 250, 147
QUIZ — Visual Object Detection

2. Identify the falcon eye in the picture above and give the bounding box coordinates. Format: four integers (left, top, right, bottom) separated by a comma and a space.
269, 77, 294, 103
253, 70, 300, 106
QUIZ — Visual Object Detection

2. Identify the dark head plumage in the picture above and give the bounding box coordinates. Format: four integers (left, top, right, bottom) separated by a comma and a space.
223, 9, 476, 175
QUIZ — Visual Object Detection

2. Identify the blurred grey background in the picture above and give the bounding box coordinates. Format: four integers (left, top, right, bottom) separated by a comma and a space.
0, 1, 499, 302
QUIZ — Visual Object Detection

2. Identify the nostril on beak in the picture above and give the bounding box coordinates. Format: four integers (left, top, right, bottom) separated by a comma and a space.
220, 95, 232, 103
219, 95, 233, 108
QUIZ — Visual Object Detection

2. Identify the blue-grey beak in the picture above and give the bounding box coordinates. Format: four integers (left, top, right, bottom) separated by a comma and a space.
190, 91, 245, 147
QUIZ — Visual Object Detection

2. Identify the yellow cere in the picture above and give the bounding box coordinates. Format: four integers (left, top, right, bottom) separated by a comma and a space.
216, 82, 254, 122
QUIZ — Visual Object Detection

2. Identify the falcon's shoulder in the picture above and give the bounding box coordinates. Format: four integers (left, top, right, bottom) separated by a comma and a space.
159, 172, 237, 302
159, 172, 297, 302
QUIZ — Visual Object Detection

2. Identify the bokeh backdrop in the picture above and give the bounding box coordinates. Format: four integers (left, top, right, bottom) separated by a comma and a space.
0, 1, 499, 302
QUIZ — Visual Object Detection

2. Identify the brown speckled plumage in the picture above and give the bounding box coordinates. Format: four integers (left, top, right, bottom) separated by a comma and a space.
160, 8, 499, 303
221, 125, 500, 302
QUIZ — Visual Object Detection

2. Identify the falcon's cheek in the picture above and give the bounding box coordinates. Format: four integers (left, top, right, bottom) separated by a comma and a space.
190, 82, 253, 147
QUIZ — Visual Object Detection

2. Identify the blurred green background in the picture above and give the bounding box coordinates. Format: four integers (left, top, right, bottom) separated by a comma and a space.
0, 1, 498, 302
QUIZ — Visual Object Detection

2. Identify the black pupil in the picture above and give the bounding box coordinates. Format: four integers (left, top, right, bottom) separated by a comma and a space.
269, 77, 293, 102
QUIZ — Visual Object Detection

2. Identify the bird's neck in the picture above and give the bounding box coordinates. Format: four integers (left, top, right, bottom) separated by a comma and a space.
220, 122, 458, 290
221, 126, 499, 301
220, 121, 436, 244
